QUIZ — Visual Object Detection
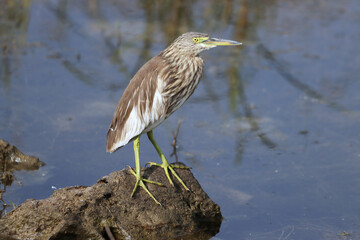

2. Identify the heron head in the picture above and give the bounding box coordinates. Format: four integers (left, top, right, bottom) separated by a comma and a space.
170, 32, 242, 56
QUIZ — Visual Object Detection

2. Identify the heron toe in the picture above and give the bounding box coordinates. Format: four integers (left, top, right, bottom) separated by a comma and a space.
146, 161, 190, 191
128, 166, 163, 205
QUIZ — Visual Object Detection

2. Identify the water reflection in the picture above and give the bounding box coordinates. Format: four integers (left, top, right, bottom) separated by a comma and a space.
257, 43, 349, 113
0, 0, 32, 164
0, 0, 30, 92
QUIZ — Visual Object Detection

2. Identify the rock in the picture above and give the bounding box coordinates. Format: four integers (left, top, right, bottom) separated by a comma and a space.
0, 139, 44, 172
0, 139, 45, 216
0, 163, 222, 240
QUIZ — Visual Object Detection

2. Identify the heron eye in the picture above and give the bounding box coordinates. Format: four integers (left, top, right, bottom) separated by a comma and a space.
192, 37, 199, 43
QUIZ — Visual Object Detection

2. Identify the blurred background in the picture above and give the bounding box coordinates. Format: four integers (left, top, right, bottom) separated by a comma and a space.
1, 0, 360, 239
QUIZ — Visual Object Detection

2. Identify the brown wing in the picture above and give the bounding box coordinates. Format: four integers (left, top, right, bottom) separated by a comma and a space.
106, 55, 166, 152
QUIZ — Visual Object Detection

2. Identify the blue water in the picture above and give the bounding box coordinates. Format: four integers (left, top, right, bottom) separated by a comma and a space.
1, 0, 360, 239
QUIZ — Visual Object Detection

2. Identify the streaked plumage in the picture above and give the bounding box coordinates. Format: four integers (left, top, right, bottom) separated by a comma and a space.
106, 33, 206, 152
106, 32, 242, 204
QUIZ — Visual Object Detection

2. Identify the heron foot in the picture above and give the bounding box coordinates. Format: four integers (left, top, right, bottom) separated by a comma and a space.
127, 166, 163, 205
146, 161, 190, 191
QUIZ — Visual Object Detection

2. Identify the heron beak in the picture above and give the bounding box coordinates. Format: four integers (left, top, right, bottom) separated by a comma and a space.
202, 37, 242, 46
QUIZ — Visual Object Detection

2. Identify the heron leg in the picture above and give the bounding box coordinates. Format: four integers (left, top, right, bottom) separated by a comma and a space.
146, 130, 190, 191
129, 135, 162, 205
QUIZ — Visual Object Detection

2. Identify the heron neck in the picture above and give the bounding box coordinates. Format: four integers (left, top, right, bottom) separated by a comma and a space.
160, 46, 199, 65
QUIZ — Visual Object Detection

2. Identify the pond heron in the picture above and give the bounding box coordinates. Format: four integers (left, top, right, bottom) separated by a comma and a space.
106, 32, 242, 204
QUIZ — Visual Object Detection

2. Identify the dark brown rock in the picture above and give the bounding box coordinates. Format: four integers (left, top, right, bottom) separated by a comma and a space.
0, 139, 44, 172
0, 163, 222, 240
0, 139, 45, 216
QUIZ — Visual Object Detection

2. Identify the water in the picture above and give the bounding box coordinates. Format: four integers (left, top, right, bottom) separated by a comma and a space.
1, 0, 360, 239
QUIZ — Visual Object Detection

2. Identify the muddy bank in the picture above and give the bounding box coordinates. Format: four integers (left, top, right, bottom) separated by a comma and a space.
0, 163, 222, 240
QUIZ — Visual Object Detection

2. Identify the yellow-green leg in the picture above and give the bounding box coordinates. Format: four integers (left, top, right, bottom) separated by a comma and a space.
128, 135, 163, 205
146, 130, 190, 191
